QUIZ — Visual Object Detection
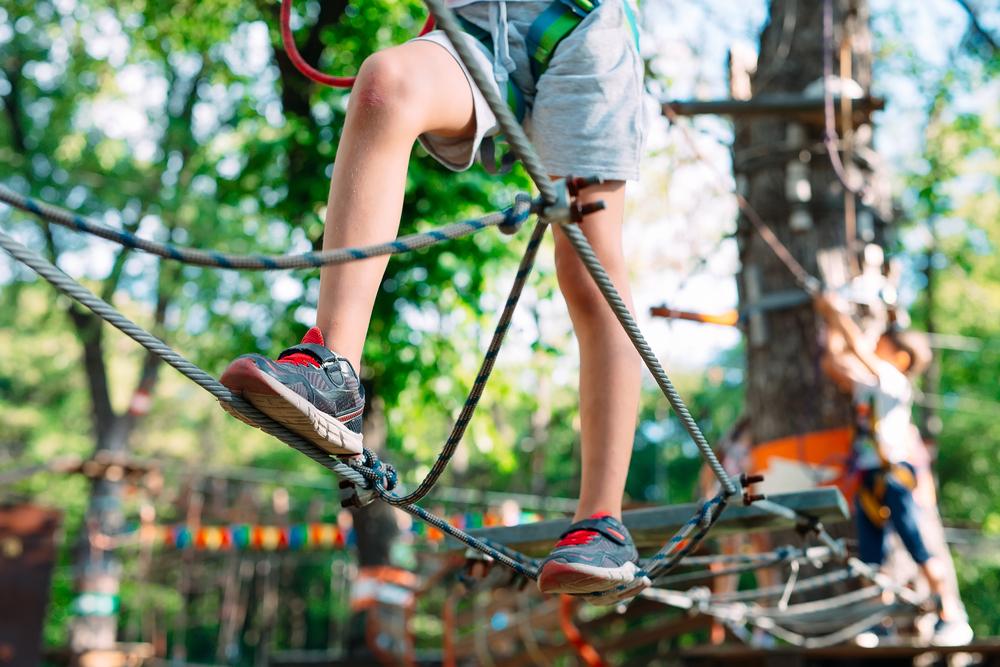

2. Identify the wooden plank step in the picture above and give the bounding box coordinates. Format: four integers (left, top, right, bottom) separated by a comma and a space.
451, 488, 850, 557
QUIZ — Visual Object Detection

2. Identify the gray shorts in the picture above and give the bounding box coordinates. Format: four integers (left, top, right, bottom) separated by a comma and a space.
413, 1, 644, 181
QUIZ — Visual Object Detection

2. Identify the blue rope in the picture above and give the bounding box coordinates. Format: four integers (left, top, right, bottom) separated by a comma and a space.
0, 184, 535, 270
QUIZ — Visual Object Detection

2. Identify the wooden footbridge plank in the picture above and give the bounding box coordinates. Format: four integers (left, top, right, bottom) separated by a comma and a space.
453, 488, 849, 556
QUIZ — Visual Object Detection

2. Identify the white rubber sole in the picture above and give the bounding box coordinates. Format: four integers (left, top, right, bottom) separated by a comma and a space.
586, 575, 652, 606
220, 359, 363, 457
538, 559, 640, 595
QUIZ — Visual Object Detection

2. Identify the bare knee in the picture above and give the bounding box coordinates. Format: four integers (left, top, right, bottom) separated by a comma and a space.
352, 49, 420, 122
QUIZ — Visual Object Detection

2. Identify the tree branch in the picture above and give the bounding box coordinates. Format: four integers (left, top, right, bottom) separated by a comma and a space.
0, 62, 27, 154
68, 307, 117, 442
954, 0, 999, 54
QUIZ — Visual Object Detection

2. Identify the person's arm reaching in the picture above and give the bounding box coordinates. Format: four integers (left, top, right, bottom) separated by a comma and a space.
815, 292, 881, 392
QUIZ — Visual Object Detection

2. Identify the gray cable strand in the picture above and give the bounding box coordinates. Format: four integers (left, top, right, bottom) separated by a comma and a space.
755, 585, 883, 620
709, 567, 856, 603
421, 0, 557, 203
679, 544, 835, 568
754, 606, 909, 649
0, 184, 535, 270
559, 222, 736, 495
0, 229, 367, 487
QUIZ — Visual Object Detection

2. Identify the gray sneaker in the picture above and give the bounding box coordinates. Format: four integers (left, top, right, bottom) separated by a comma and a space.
537, 514, 640, 595
220, 327, 364, 456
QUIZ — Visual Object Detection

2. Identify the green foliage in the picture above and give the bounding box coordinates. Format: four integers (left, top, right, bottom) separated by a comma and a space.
2, 0, 998, 657
899, 45, 1000, 633
0, 0, 540, 654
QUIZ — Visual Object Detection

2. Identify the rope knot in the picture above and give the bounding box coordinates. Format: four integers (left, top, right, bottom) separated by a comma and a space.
499, 194, 533, 235
358, 448, 398, 491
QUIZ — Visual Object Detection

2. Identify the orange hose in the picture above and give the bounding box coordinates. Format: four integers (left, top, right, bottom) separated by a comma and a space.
558, 595, 607, 667
649, 306, 740, 327
442, 592, 457, 667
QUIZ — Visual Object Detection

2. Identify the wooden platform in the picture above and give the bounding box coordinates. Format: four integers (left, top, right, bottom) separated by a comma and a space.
680, 640, 1000, 667
453, 488, 850, 556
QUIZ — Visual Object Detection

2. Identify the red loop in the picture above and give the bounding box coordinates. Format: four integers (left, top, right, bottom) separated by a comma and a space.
280, 0, 435, 89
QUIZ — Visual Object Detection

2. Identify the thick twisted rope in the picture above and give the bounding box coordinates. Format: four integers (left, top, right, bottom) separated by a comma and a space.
0, 226, 547, 578
0, 185, 535, 270
0, 229, 368, 488
418, 2, 736, 495
559, 223, 736, 495
642, 494, 730, 582
374, 220, 549, 506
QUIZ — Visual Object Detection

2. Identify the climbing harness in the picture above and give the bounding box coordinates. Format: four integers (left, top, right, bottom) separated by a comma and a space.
856, 463, 918, 528
851, 397, 919, 528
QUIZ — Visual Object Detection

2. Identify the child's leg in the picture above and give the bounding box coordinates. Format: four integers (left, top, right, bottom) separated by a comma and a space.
552, 181, 641, 522
315, 41, 478, 369
220, 41, 478, 455
855, 486, 888, 567
882, 473, 961, 620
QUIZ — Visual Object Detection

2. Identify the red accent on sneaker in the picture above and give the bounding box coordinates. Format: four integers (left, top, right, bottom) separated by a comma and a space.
301, 327, 325, 346
556, 531, 598, 547
278, 327, 326, 368
554, 514, 621, 548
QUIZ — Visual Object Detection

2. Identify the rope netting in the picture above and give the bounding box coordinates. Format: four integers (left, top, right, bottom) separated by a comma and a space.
0, 0, 925, 624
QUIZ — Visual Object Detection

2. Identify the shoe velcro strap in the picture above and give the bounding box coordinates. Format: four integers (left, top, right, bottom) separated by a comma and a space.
278, 343, 341, 368
559, 518, 627, 546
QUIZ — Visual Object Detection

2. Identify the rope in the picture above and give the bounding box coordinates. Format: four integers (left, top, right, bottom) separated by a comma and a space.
678, 543, 835, 568
369, 220, 548, 507
0, 229, 369, 489
643, 493, 730, 581
652, 544, 837, 588
1, 0, 858, 597
421, 0, 737, 511
710, 567, 856, 604
0, 225, 547, 579
0, 185, 535, 270
755, 605, 912, 649
559, 223, 736, 495
821, 0, 865, 198
756, 585, 883, 620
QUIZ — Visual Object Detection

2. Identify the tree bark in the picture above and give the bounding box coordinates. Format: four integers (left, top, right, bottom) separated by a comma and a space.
735, 0, 874, 447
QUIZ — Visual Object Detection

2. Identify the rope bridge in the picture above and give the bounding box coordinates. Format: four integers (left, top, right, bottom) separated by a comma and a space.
0, 0, 925, 619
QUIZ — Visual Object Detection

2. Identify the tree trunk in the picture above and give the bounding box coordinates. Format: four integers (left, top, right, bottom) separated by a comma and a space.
735, 0, 874, 454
